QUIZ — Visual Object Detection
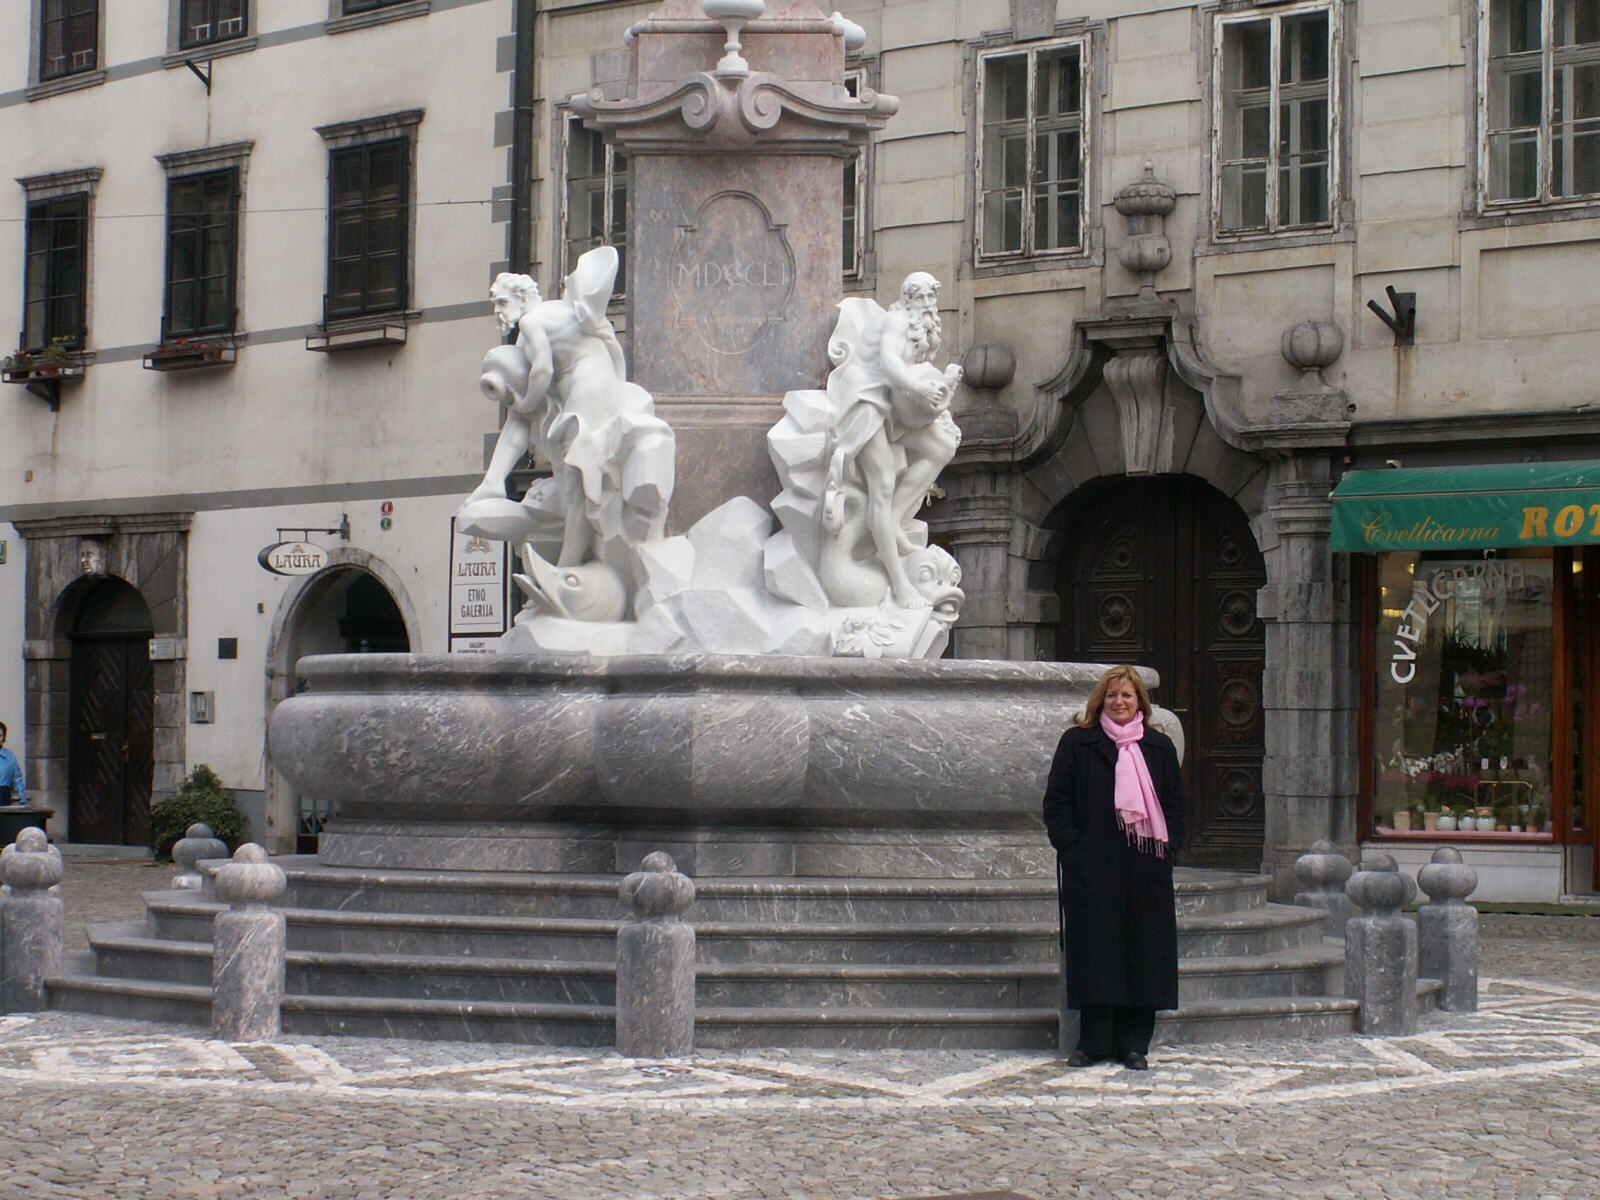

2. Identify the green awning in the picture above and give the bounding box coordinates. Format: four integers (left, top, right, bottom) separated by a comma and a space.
1330, 461, 1600, 552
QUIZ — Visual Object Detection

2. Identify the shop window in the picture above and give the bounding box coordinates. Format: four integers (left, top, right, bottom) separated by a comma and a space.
1214, 2, 1335, 235
1483, 0, 1600, 206
163, 169, 239, 339
561, 116, 627, 290
1371, 551, 1557, 838
975, 37, 1087, 260
39, 0, 98, 81
179, 0, 246, 49
22, 192, 88, 354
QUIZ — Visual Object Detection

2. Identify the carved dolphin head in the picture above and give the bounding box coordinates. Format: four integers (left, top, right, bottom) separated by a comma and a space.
515, 545, 629, 624
905, 545, 964, 628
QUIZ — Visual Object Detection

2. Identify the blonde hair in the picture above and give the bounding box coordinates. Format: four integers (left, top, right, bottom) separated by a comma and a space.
1074, 665, 1154, 728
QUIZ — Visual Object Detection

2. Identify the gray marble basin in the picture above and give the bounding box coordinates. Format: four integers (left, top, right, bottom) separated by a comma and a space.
269, 653, 1150, 875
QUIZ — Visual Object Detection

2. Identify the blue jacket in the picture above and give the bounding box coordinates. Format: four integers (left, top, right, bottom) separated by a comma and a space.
0, 746, 25, 805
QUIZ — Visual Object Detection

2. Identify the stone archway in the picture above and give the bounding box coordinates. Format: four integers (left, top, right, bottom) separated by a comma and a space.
263, 550, 419, 854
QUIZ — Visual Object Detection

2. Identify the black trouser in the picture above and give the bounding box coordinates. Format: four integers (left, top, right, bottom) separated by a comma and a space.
1075, 1004, 1156, 1058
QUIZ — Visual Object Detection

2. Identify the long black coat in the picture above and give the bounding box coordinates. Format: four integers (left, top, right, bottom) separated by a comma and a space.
1042, 723, 1187, 1011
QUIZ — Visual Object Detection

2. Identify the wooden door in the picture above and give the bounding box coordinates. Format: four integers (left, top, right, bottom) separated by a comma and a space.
68, 635, 154, 846
1057, 476, 1267, 870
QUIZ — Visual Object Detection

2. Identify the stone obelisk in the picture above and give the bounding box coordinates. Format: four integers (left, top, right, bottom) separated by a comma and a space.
571, 0, 896, 529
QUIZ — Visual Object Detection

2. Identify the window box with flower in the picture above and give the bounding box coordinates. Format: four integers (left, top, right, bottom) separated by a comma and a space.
142, 335, 237, 372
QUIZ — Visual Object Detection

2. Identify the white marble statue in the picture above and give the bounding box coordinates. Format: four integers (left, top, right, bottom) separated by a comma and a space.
464, 260, 965, 659
456, 246, 675, 634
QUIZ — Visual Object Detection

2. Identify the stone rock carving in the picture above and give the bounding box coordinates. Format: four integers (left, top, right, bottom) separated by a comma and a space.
456, 245, 676, 637
464, 261, 965, 659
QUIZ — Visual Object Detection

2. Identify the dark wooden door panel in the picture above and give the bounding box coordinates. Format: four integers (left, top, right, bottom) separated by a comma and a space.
1058, 476, 1266, 870
69, 634, 154, 846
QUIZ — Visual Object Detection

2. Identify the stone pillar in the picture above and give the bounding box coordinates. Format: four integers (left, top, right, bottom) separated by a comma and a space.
1258, 454, 1358, 898
0, 827, 65, 1012
1292, 839, 1355, 939
211, 844, 287, 1042
1417, 847, 1479, 1013
572, 0, 897, 530
615, 851, 697, 1058
1345, 854, 1417, 1036
172, 822, 229, 891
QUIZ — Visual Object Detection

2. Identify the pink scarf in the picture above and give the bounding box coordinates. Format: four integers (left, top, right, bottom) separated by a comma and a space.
1099, 711, 1169, 858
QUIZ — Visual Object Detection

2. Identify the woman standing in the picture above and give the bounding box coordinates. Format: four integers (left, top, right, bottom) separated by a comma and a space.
1043, 665, 1186, 1070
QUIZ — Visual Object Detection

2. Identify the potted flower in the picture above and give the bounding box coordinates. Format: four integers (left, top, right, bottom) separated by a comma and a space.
1422, 794, 1442, 831
1475, 806, 1497, 832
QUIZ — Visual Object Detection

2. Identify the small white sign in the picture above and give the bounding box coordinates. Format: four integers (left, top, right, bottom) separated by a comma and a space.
258, 540, 329, 576
448, 520, 509, 648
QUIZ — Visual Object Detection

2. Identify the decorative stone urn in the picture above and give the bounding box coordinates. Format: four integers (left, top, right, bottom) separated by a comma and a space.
1114, 162, 1177, 304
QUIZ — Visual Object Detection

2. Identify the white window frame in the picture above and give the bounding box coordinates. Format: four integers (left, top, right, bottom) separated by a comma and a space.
843, 67, 870, 282
973, 33, 1092, 264
1478, 0, 1600, 210
557, 112, 628, 299
1211, 0, 1340, 240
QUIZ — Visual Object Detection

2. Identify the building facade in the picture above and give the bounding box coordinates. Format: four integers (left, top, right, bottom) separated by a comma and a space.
5, 0, 1600, 901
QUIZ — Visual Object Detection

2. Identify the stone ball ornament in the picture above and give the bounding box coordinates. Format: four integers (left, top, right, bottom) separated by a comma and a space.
1280, 320, 1345, 374
1418, 846, 1478, 905
960, 344, 1017, 394
215, 843, 288, 908
1, 826, 63, 891
829, 11, 866, 54
1293, 838, 1353, 892
621, 851, 697, 919
1346, 856, 1409, 915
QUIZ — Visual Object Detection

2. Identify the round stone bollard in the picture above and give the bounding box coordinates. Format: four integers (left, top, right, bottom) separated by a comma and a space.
615, 851, 696, 1059
1293, 839, 1356, 939
172, 823, 229, 891
1345, 853, 1418, 1037
0, 827, 65, 1012
1417, 847, 1479, 1013
211, 844, 287, 1042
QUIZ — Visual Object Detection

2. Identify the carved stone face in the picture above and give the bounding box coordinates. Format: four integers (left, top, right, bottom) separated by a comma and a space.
905, 544, 963, 628
490, 274, 540, 338
900, 273, 940, 314
78, 539, 107, 578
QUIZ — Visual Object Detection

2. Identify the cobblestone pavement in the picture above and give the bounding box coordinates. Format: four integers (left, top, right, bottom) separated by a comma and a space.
1, 862, 1596, 1199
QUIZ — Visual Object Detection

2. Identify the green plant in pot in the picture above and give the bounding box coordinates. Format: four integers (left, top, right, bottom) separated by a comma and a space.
150, 764, 245, 860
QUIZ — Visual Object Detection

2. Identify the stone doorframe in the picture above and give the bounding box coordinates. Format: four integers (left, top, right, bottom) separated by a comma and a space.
933, 305, 1358, 897
261, 548, 423, 855
11, 513, 192, 842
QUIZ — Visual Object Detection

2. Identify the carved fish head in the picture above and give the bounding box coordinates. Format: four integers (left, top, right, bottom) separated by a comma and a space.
515, 545, 629, 623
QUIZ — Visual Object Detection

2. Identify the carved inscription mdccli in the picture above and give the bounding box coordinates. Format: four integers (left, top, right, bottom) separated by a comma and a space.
671, 191, 796, 356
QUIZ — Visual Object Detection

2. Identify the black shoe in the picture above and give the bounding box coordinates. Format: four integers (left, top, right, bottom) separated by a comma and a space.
1065, 1051, 1105, 1068
1121, 1053, 1148, 1071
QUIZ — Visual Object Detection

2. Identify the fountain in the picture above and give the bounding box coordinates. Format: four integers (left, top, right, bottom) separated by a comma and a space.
46, 0, 1359, 1051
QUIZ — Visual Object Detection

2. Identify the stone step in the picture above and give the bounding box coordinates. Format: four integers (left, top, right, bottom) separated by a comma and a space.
224, 861, 1271, 923
87, 921, 1343, 1011
143, 889, 1314, 965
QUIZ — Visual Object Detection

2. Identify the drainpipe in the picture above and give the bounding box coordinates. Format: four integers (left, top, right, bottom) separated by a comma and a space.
510, 0, 536, 272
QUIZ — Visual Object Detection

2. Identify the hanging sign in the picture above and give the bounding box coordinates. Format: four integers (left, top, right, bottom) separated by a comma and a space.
258, 540, 329, 576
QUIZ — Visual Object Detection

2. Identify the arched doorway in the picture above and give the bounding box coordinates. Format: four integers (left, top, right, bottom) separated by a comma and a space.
267, 564, 412, 853
1054, 475, 1267, 870
68, 578, 155, 846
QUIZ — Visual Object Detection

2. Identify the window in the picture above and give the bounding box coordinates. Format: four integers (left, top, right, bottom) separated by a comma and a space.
179, 0, 246, 49
844, 71, 868, 279
22, 193, 88, 353
325, 139, 409, 320
1484, 0, 1600, 205
1370, 551, 1558, 839
562, 117, 627, 286
976, 38, 1086, 259
1215, 3, 1334, 235
342, 0, 408, 11
39, 0, 98, 81
163, 170, 239, 339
